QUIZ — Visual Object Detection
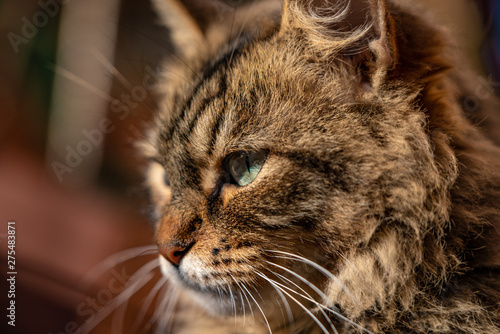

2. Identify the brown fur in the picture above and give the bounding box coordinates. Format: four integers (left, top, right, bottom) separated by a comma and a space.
142, 0, 500, 332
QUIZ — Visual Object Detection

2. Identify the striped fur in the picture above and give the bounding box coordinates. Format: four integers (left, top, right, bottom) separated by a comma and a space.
142, 0, 500, 332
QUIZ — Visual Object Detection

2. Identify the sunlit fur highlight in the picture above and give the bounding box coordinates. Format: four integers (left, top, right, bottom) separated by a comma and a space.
142, 0, 500, 333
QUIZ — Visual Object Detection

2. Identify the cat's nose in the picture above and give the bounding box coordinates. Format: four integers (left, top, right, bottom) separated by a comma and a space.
159, 243, 193, 266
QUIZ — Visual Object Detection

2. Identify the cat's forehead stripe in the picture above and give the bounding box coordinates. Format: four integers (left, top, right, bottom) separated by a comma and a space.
164, 43, 247, 144
178, 73, 228, 147
170, 83, 232, 188
206, 111, 226, 158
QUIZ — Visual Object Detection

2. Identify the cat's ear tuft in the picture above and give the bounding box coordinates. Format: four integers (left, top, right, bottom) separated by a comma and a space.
151, 0, 207, 62
281, 0, 398, 89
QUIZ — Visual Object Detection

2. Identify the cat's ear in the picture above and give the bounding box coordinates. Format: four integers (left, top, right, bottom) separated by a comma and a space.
281, 0, 398, 89
151, 0, 207, 62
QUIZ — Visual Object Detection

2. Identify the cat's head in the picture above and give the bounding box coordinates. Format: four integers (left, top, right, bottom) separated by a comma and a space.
143, 0, 459, 328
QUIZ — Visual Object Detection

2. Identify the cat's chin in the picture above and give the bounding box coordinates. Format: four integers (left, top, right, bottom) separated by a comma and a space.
185, 286, 248, 316
159, 256, 248, 316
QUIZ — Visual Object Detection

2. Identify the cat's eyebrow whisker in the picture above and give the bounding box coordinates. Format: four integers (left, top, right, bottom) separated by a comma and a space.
52, 65, 117, 104
80, 245, 158, 289
241, 282, 273, 334
227, 0, 259, 66
118, 24, 203, 82
161, 67, 198, 87
254, 271, 331, 334
52, 64, 158, 118
264, 250, 358, 304
91, 49, 133, 90
225, 3, 236, 68
131, 276, 168, 332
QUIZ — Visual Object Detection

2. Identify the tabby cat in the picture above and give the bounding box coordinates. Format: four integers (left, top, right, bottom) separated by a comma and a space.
141, 0, 500, 332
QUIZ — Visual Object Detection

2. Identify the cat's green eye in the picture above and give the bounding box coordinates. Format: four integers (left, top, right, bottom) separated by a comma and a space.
225, 151, 267, 187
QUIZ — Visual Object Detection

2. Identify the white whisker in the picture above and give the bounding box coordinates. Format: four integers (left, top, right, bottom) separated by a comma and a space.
152, 284, 171, 332
153, 284, 176, 334
216, 285, 223, 305
255, 271, 331, 334
226, 281, 238, 330
131, 276, 168, 332
80, 245, 157, 289
233, 278, 256, 329
239, 290, 247, 330
52, 65, 116, 103
110, 259, 160, 334
91, 49, 133, 89
263, 259, 328, 304
111, 289, 129, 334
228, 274, 247, 331
154, 290, 170, 334
264, 250, 358, 304
262, 256, 373, 333
78, 271, 156, 333
241, 282, 273, 334
253, 268, 295, 331
266, 267, 336, 333
163, 288, 180, 334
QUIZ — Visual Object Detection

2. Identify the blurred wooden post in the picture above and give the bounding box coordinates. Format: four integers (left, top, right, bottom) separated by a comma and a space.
46, 0, 121, 186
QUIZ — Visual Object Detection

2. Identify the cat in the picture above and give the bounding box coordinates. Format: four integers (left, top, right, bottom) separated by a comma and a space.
140, 0, 500, 332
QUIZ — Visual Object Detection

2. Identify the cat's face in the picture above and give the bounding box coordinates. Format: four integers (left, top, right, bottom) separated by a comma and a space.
145, 0, 454, 325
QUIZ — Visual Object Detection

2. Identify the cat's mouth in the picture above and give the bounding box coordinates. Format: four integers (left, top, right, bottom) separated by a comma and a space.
159, 254, 262, 314
159, 251, 325, 318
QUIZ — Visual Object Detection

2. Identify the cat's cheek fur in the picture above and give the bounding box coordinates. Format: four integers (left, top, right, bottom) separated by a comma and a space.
146, 162, 172, 205
159, 256, 232, 316
159, 255, 177, 280
146, 0, 500, 332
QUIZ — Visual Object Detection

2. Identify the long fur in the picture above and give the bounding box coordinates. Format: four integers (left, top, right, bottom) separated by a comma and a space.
143, 0, 500, 332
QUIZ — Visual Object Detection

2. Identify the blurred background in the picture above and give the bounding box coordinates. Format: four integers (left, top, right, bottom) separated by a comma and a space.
0, 0, 498, 333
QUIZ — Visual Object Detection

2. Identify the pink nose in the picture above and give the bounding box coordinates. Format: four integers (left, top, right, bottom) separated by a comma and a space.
159, 244, 192, 266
